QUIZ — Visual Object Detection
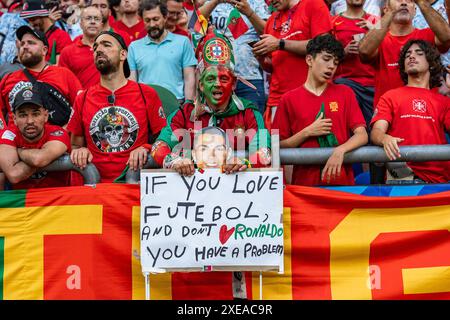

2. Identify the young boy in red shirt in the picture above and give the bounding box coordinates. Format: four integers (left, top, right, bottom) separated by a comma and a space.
273, 34, 368, 186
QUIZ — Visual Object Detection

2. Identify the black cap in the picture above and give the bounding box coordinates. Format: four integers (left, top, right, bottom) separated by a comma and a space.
12, 87, 45, 113
94, 31, 130, 78
16, 25, 49, 47
20, 0, 49, 19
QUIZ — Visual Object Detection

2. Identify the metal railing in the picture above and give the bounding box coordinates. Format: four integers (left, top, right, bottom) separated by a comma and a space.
41, 154, 101, 185
124, 143, 450, 184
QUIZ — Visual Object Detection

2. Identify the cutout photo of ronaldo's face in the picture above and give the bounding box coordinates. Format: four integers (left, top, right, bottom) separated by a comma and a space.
193, 128, 230, 169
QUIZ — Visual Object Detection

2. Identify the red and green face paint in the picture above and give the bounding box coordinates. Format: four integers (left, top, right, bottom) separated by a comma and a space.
200, 66, 235, 111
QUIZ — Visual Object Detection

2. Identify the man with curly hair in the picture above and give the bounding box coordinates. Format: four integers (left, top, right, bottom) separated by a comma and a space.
370, 39, 450, 183
272, 34, 368, 186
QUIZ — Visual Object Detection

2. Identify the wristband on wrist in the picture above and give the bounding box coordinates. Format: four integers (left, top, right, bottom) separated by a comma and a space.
241, 158, 252, 168
279, 39, 285, 50
141, 143, 152, 152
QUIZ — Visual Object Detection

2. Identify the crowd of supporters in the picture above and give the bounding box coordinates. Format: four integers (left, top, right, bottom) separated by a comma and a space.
0, 0, 449, 190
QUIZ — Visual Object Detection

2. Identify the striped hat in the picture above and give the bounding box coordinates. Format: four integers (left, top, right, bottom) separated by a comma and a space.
20, 0, 49, 19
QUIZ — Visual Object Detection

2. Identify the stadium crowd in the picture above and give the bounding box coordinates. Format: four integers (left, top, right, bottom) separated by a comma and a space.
0, 0, 449, 189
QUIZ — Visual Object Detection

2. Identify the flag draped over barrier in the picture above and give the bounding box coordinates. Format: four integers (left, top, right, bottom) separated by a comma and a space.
0, 183, 449, 300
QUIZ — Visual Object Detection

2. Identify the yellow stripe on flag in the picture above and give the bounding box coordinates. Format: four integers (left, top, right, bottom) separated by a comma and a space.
403, 266, 450, 295
330, 205, 450, 300
251, 207, 292, 300
0, 205, 103, 300
131, 206, 172, 300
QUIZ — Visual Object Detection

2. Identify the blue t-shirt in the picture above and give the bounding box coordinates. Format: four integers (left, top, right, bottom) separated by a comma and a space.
208, 0, 270, 80
128, 32, 197, 99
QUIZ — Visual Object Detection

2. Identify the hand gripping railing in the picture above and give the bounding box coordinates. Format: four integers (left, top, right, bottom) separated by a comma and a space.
39, 154, 101, 185
125, 143, 450, 184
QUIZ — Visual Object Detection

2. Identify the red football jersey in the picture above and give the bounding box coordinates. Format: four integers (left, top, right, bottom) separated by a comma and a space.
373, 28, 436, 106
264, 0, 332, 107
67, 80, 167, 182
331, 13, 378, 87
371, 86, 450, 183
273, 83, 366, 186
59, 37, 100, 89
113, 19, 145, 42
0, 123, 71, 189
45, 25, 73, 62
0, 66, 82, 123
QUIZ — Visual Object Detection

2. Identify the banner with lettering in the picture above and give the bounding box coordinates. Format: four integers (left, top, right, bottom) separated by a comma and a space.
140, 170, 284, 273
0, 183, 449, 299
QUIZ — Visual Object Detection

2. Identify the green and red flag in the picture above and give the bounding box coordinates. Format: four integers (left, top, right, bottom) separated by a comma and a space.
48, 40, 57, 65
226, 8, 249, 39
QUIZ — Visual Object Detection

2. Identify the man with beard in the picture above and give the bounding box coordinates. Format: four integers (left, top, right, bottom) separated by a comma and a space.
67, 31, 167, 182
137, 0, 190, 39
59, 6, 104, 89
371, 40, 450, 183
359, 0, 450, 107
151, 29, 271, 176
91, 0, 132, 46
113, 0, 145, 41
272, 34, 368, 186
0, 87, 71, 189
0, 25, 82, 125
20, 0, 72, 64
128, 0, 196, 103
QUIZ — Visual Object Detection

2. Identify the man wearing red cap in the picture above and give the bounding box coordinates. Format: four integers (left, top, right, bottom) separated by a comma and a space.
67, 31, 167, 182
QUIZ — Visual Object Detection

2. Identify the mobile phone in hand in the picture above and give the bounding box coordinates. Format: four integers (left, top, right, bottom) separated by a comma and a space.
248, 41, 258, 48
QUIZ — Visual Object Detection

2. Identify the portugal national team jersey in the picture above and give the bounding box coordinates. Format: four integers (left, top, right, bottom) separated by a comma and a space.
273, 83, 366, 186
59, 37, 100, 89
331, 13, 378, 86
374, 28, 437, 105
264, 0, 332, 107
371, 86, 450, 183
67, 80, 167, 182
0, 123, 71, 189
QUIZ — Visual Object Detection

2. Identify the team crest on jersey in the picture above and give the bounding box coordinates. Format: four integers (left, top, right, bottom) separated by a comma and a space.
329, 102, 339, 112
412, 99, 426, 113
89, 106, 139, 152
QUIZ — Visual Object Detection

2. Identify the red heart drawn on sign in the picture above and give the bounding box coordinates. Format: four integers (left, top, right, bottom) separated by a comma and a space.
219, 225, 235, 245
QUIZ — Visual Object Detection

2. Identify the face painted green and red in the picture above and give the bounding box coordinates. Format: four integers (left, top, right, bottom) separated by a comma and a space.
199, 66, 236, 112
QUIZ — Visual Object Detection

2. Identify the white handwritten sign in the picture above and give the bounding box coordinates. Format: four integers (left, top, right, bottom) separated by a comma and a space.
140, 169, 284, 273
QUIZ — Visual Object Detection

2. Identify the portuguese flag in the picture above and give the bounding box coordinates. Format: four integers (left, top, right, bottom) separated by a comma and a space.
1, 183, 450, 299
226, 8, 249, 39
